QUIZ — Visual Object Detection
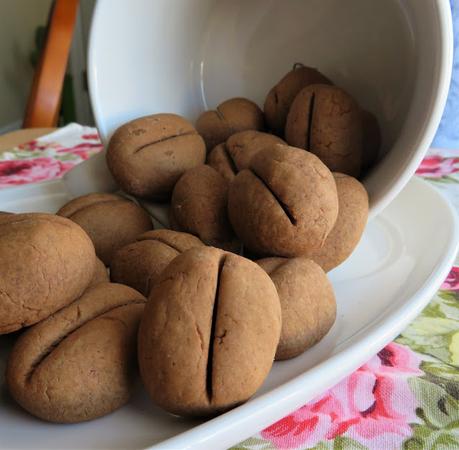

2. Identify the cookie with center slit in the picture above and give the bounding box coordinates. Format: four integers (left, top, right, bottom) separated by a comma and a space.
196, 98, 265, 151
138, 246, 281, 417
285, 84, 363, 177
110, 229, 205, 296
228, 145, 339, 257
207, 130, 286, 182
106, 113, 206, 200
57, 193, 152, 265
264, 64, 331, 136
6, 282, 146, 423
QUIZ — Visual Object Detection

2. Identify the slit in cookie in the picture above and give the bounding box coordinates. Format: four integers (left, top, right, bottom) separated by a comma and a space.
306, 92, 316, 150
133, 131, 197, 154
139, 235, 183, 254
206, 255, 226, 402
221, 144, 238, 176
25, 300, 145, 382
249, 170, 297, 226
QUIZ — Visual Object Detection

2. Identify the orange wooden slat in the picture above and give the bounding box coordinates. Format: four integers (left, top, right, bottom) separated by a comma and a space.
23, 0, 80, 128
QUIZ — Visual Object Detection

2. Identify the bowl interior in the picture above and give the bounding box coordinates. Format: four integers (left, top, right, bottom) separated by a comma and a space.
89, 0, 451, 215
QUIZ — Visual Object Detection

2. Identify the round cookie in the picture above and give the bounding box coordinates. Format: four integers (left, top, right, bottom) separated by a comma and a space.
264, 65, 331, 135
89, 257, 109, 287
170, 165, 238, 251
6, 283, 146, 423
57, 193, 152, 265
196, 98, 265, 151
285, 84, 363, 177
110, 229, 205, 296
257, 257, 336, 360
308, 173, 368, 272
138, 246, 281, 417
228, 145, 339, 257
361, 110, 381, 173
207, 130, 286, 182
0, 213, 95, 335
106, 114, 206, 200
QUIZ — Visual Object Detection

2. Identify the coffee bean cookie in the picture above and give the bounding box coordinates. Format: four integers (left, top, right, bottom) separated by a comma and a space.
308, 173, 368, 272
257, 257, 336, 360
264, 65, 331, 135
106, 114, 206, 200
138, 246, 281, 417
196, 98, 265, 151
6, 282, 146, 423
110, 229, 204, 296
207, 130, 286, 182
170, 165, 238, 251
57, 193, 152, 265
0, 213, 95, 335
228, 145, 338, 257
285, 84, 363, 177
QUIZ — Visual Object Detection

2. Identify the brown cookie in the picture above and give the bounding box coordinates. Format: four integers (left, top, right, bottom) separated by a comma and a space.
57, 193, 152, 265
257, 257, 336, 360
228, 145, 339, 257
207, 130, 286, 182
6, 282, 146, 423
196, 98, 265, 151
170, 165, 238, 251
110, 229, 205, 295
308, 173, 368, 272
264, 65, 331, 135
138, 246, 281, 417
89, 257, 110, 287
285, 84, 363, 177
106, 114, 206, 200
361, 110, 381, 174
0, 213, 95, 335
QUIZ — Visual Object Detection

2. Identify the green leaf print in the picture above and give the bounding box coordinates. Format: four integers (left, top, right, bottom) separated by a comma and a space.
332, 436, 367, 450
404, 425, 459, 450
396, 292, 459, 366
409, 377, 459, 428
230, 437, 275, 450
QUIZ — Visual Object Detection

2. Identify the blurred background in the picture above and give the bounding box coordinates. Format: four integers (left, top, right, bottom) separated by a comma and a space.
0, 0, 95, 134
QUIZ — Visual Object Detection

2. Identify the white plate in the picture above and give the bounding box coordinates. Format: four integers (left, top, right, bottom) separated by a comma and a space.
0, 175, 457, 450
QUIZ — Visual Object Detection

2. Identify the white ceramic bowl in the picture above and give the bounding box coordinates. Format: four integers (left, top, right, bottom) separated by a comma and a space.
88, 0, 453, 217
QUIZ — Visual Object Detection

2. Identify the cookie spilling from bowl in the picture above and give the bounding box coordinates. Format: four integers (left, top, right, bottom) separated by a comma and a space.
2, 63, 375, 423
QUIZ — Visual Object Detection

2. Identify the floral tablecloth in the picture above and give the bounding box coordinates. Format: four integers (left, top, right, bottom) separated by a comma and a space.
0, 123, 458, 450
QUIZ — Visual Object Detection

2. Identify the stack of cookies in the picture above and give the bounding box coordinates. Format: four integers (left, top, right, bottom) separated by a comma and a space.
1, 64, 375, 423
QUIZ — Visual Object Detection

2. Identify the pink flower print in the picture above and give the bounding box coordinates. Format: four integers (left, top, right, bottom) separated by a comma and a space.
0, 158, 76, 187
57, 142, 103, 160
18, 139, 49, 152
441, 266, 459, 291
82, 133, 100, 140
261, 343, 421, 449
416, 155, 459, 178
262, 407, 331, 449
